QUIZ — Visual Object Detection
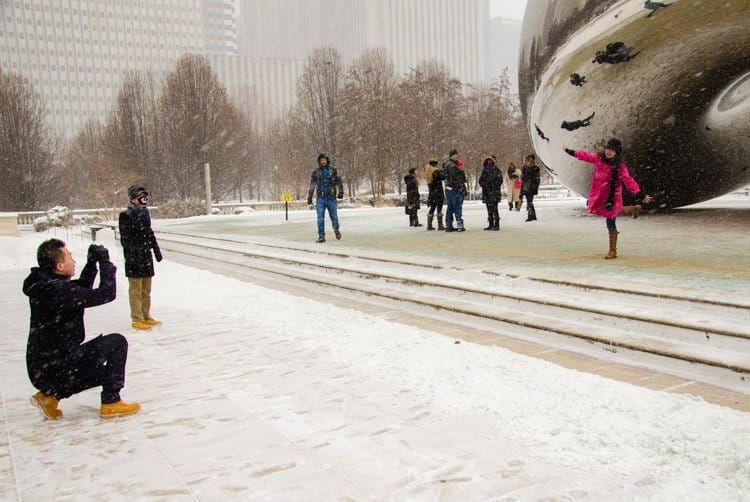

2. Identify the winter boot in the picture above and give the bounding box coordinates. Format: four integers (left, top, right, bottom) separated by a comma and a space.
100, 400, 141, 419
427, 214, 435, 231
457, 220, 465, 232
605, 230, 619, 259
132, 321, 152, 331
335, 230, 341, 240
508, 203, 513, 211
30, 391, 62, 420
620, 205, 641, 219
143, 318, 162, 326
484, 217, 493, 231
437, 213, 445, 231
316, 235, 326, 243
413, 215, 423, 227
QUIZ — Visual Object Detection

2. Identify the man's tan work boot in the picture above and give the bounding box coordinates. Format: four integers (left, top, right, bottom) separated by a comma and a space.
100, 400, 141, 419
30, 391, 62, 420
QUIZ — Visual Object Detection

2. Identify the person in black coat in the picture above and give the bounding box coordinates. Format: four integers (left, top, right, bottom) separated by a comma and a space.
119, 185, 162, 330
521, 154, 541, 221
478, 155, 503, 230
24, 239, 140, 420
423, 158, 445, 230
404, 167, 422, 227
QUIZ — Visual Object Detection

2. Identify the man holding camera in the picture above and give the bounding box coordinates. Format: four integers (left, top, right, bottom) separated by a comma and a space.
24, 239, 140, 420
119, 185, 162, 330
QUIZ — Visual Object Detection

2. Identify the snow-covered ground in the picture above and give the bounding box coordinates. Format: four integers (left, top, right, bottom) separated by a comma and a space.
1, 197, 749, 500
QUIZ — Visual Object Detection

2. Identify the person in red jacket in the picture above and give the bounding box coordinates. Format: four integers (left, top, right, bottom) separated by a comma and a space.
565, 138, 652, 259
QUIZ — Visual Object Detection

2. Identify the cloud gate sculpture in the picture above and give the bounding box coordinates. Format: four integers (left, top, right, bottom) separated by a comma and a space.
519, 0, 750, 208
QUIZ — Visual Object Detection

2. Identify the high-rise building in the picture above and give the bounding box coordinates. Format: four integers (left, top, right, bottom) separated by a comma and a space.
487, 16, 522, 90
204, 53, 305, 130
238, 0, 488, 85
0, 0, 211, 135
363, 0, 487, 85
204, 0, 237, 54
1, 0, 491, 137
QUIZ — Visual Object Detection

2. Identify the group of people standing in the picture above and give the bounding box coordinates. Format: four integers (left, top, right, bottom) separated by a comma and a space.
406, 150, 541, 232
306, 149, 542, 239
406, 138, 651, 261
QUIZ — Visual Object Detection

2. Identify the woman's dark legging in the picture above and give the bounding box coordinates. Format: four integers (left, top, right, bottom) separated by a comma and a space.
485, 202, 499, 227
525, 193, 536, 219
606, 217, 617, 231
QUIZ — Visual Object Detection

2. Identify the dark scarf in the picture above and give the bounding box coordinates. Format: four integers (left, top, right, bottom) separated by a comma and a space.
601, 152, 621, 209
127, 202, 151, 227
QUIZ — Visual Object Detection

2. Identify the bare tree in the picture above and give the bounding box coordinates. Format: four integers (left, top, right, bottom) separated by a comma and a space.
264, 109, 316, 201
156, 54, 247, 201
0, 72, 58, 211
460, 69, 525, 193
338, 48, 398, 197
295, 47, 343, 156
393, 60, 464, 169
103, 70, 160, 191
64, 119, 137, 216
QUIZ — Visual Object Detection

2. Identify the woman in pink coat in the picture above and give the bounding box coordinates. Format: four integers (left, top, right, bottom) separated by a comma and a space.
564, 138, 652, 259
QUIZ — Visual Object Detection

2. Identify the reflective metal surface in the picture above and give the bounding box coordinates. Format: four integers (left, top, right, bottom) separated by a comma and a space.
519, 0, 750, 207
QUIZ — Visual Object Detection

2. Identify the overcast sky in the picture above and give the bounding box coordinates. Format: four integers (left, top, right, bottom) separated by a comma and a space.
489, 0, 528, 20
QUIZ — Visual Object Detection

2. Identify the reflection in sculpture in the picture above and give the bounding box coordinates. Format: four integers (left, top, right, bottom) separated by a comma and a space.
561, 112, 595, 131
518, 0, 750, 208
569, 73, 587, 87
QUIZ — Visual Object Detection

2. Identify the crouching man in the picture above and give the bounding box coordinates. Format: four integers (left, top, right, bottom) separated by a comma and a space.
24, 239, 140, 420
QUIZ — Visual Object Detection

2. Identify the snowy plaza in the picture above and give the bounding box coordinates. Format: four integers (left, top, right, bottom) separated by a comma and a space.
1, 196, 749, 501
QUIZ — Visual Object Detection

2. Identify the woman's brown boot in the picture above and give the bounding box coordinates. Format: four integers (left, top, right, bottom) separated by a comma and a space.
605, 230, 619, 259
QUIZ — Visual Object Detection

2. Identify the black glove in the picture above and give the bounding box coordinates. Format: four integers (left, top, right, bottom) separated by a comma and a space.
604, 201, 613, 210
87, 244, 99, 264
307, 198, 313, 206
90, 244, 109, 263
153, 246, 163, 262
564, 148, 576, 157
337, 192, 344, 200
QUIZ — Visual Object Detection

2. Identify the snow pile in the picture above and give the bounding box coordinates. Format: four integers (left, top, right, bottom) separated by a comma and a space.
1, 219, 748, 500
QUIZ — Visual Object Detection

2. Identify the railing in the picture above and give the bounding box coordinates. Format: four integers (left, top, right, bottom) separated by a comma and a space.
16, 208, 131, 225
16, 201, 310, 225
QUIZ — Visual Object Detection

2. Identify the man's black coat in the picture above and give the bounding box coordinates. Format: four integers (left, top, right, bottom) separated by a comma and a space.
23, 260, 116, 390
119, 210, 160, 277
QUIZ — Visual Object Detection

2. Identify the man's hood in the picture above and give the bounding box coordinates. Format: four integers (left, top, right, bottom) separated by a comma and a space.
23, 267, 62, 298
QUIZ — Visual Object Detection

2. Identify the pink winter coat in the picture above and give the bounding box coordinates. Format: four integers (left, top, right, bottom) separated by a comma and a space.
574, 150, 640, 219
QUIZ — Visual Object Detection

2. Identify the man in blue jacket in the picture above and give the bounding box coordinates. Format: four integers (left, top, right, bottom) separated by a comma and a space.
24, 239, 140, 420
307, 152, 344, 243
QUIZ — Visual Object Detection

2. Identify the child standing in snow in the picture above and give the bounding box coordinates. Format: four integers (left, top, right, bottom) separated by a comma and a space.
404, 167, 422, 227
